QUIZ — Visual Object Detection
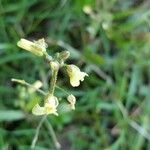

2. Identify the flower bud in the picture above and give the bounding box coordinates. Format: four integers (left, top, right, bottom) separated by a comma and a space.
67, 94, 76, 110
58, 50, 70, 62
17, 38, 47, 56
28, 80, 43, 93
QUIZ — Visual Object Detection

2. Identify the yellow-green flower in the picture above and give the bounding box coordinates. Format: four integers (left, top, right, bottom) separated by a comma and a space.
17, 38, 47, 56
67, 94, 76, 110
66, 65, 88, 87
32, 95, 59, 116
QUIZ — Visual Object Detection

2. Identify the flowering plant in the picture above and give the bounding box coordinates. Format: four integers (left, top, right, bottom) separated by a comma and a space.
13, 38, 88, 116
12, 38, 88, 149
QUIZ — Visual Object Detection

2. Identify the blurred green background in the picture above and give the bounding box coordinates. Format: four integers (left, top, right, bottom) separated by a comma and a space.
0, 0, 150, 149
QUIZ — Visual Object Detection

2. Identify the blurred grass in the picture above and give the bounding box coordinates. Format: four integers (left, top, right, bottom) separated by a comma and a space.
0, 0, 150, 149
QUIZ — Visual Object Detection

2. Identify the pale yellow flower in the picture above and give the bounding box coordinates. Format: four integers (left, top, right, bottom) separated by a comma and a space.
66, 65, 88, 87
67, 94, 76, 110
17, 38, 47, 56
32, 95, 59, 116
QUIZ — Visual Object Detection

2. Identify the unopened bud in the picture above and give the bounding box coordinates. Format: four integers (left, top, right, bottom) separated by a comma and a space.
58, 50, 70, 62
28, 80, 43, 93
67, 94, 76, 110
17, 38, 47, 56
50, 61, 59, 70
11, 78, 25, 84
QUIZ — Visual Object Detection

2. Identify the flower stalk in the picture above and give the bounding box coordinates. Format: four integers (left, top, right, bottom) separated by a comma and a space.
49, 66, 59, 96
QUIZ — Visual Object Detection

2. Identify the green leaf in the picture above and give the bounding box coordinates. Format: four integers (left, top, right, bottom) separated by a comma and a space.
0, 110, 25, 122
83, 51, 104, 65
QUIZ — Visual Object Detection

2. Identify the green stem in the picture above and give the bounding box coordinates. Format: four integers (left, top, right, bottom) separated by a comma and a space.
55, 85, 70, 95
49, 68, 58, 95
31, 115, 47, 149
11, 78, 46, 96
45, 119, 61, 150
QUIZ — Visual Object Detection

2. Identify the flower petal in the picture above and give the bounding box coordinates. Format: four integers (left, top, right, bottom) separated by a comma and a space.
32, 103, 45, 116
47, 95, 59, 107
79, 72, 88, 81
70, 77, 80, 87
44, 103, 58, 116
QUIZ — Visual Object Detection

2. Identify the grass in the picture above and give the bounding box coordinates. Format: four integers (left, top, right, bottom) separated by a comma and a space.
0, 0, 150, 149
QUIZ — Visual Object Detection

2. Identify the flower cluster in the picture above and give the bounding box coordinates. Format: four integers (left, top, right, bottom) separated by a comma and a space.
17, 38, 88, 116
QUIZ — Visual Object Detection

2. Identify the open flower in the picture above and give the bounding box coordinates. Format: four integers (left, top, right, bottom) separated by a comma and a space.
67, 94, 76, 110
17, 38, 47, 56
66, 64, 88, 87
32, 95, 59, 116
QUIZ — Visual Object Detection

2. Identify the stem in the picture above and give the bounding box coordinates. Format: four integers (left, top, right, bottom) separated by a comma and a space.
45, 119, 61, 150
11, 78, 46, 96
49, 68, 58, 95
31, 115, 47, 149
56, 85, 70, 95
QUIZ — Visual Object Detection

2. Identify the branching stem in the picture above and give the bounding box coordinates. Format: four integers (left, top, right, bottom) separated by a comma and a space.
45, 119, 61, 150
11, 78, 46, 96
31, 115, 47, 149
